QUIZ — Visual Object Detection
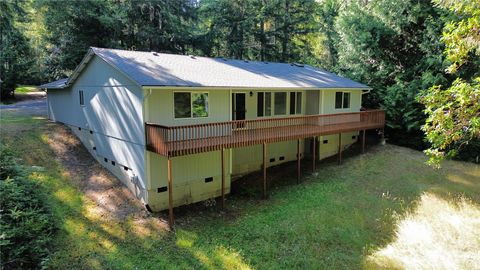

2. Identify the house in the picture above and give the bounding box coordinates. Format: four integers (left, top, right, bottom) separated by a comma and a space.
41, 47, 385, 226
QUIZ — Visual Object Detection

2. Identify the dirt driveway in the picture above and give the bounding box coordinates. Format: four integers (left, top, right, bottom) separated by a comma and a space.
0, 91, 47, 116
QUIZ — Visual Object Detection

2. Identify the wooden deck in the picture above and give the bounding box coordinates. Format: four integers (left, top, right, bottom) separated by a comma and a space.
146, 110, 385, 157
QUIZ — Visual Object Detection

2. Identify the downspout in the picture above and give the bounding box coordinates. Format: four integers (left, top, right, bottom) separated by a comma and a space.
143, 88, 153, 120
143, 88, 153, 207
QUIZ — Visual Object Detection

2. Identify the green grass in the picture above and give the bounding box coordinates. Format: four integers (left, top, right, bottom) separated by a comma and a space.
1, 113, 479, 269
14, 85, 39, 94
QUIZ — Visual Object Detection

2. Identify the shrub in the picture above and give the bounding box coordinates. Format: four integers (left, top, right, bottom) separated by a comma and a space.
0, 145, 56, 269
0, 146, 22, 180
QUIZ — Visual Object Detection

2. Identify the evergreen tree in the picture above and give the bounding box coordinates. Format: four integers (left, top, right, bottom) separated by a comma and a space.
0, 0, 34, 98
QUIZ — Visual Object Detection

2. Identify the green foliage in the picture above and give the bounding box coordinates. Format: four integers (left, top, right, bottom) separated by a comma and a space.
197, 0, 319, 63
0, 145, 56, 269
39, 0, 196, 79
420, 78, 480, 166
333, 0, 447, 149
420, 0, 480, 165
0, 145, 23, 179
0, 1, 35, 99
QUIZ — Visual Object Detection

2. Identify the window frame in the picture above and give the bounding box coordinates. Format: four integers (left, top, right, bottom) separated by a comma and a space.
173, 91, 209, 119
289, 91, 302, 115
274, 92, 287, 116
256, 91, 272, 117
334, 91, 351, 110
79, 90, 85, 106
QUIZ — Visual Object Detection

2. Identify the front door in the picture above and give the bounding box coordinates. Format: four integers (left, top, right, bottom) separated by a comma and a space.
232, 93, 246, 120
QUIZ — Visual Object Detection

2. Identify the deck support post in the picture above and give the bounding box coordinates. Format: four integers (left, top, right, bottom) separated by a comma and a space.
167, 158, 174, 229
362, 130, 366, 154
221, 148, 225, 209
263, 142, 267, 199
312, 137, 316, 172
338, 133, 342, 165
297, 139, 301, 184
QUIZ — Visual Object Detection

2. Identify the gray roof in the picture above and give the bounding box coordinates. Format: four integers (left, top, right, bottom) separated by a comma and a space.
39, 78, 68, 89
43, 47, 370, 89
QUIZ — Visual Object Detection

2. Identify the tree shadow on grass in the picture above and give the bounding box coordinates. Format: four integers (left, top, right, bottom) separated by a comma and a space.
6, 115, 479, 269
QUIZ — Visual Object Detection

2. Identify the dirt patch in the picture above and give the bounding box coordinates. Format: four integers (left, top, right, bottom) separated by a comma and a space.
45, 123, 167, 227
1, 91, 46, 104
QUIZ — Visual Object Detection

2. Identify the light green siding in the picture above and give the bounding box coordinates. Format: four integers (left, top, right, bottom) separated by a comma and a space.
147, 150, 231, 211
145, 89, 230, 125
232, 140, 305, 175
321, 90, 362, 114
317, 89, 363, 159
47, 55, 147, 204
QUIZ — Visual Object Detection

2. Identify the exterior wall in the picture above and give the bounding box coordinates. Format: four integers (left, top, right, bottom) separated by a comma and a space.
68, 124, 143, 198
144, 88, 365, 201
232, 140, 305, 175
145, 89, 230, 125
306, 91, 320, 115
317, 89, 363, 159
316, 132, 360, 159
47, 55, 147, 203
146, 150, 231, 211
320, 90, 362, 114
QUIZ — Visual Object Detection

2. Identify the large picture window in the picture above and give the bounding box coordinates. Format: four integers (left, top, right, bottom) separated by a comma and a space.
174, 92, 208, 118
257, 92, 272, 117
274, 92, 287, 115
289, 92, 302, 114
335, 92, 351, 109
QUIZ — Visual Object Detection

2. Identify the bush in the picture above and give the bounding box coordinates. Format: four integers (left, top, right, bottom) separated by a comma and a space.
0, 146, 56, 269
0, 146, 23, 180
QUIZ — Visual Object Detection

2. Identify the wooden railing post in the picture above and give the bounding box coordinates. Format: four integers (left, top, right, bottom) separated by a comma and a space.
312, 136, 316, 172
167, 158, 174, 229
263, 142, 267, 199
362, 130, 366, 154
338, 133, 342, 165
221, 148, 225, 209
297, 139, 301, 184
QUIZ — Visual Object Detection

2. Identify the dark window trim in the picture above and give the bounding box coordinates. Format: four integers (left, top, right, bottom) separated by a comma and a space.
335, 91, 351, 109
257, 91, 272, 117
173, 91, 209, 119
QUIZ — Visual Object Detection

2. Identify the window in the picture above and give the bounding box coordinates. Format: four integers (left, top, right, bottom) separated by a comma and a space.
265, 92, 271, 116
192, 93, 208, 117
289, 92, 302, 114
257, 92, 272, 117
79, 90, 84, 106
174, 92, 209, 118
335, 92, 351, 109
274, 92, 287, 115
257, 92, 264, 117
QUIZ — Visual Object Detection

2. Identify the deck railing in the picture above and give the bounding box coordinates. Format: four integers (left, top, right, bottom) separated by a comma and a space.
146, 110, 385, 157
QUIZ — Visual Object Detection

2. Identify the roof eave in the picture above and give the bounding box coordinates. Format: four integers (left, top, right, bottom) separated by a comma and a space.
141, 85, 371, 90
63, 47, 142, 89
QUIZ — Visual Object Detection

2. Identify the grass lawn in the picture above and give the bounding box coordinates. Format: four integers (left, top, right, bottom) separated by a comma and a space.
1, 113, 479, 269
1, 85, 41, 105
14, 85, 39, 94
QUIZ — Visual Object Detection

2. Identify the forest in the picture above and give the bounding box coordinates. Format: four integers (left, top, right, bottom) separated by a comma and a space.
1, 0, 479, 163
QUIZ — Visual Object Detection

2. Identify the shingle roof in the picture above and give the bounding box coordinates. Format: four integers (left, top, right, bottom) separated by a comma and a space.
42, 47, 370, 89
39, 78, 68, 89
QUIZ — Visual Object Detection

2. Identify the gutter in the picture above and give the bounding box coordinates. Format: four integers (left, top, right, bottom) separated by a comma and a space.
361, 89, 371, 95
